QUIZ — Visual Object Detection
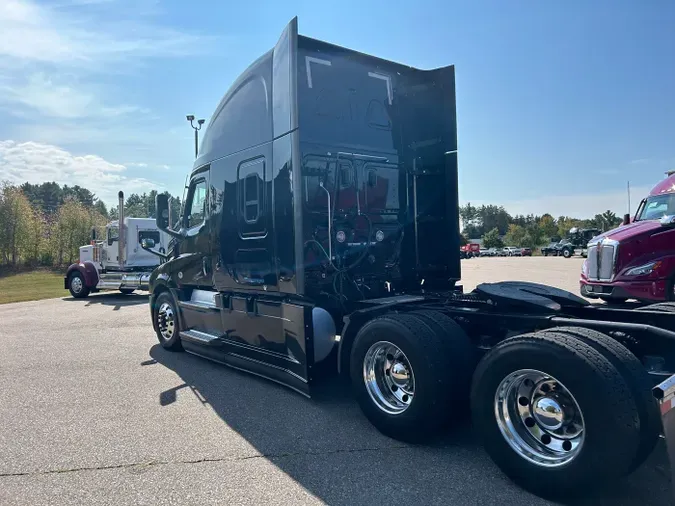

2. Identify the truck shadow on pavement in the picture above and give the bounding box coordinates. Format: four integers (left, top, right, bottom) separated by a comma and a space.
148, 344, 673, 506
63, 292, 148, 310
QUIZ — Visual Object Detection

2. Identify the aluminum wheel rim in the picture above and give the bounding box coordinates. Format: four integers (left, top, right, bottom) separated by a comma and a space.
363, 341, 415, 415
71, 276, 83, 293
157, 302, 175, 341
494, 369, 585, 467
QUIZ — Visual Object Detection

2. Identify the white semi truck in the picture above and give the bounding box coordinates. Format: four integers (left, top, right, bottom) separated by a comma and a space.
64, 191, 171, 298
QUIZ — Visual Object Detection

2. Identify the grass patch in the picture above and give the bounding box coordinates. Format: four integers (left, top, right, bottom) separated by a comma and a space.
0, 269, 66, 304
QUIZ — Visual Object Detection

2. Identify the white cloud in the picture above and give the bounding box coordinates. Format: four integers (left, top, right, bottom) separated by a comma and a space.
0, 140, 162, 205
0, 0, 210, 67
0, 0, 213, 132
464, 185, 652, 219
1, 73, 144, 119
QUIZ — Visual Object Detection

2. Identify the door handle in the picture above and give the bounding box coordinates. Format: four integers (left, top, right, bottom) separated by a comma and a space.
202, 257, 209, 277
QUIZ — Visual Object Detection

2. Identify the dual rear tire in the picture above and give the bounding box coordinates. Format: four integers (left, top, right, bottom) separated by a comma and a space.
349, 316, 658, 498
349, 311, 474, 442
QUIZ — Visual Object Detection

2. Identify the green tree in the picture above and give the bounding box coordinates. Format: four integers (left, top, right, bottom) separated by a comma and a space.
600, 210, 621, 231
478, 205, 511, 235
504, 224, 526, 247
557, 217, 583, 239
538, 214, 557, 240
93, 200, 108, 217
459, 202, 479, 231
0, 183, 42, 265
49, 198, 107, 265
482, 227, 504, 248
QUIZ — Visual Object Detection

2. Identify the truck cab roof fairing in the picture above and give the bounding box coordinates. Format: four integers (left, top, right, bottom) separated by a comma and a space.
194, 18, 299, 170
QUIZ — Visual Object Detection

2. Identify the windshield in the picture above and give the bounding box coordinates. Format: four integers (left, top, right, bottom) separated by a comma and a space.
636, 193, 675, 221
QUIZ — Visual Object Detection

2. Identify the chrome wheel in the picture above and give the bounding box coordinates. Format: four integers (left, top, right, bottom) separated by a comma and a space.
157, 302, 175, 341
70, 275, 83, 294
495, 369, 585, 467
363, 341, 415, 415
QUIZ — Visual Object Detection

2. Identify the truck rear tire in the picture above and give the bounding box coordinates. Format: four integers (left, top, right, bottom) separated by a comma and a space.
153, 292, 183, 351
470, 331, 641, 499
68, 271, 90, 299
539, 326, 659, 472
349, 312, 472, 443
410, 310, 476, 412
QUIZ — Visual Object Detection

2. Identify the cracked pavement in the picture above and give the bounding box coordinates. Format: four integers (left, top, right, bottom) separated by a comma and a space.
1, 258, 673, 505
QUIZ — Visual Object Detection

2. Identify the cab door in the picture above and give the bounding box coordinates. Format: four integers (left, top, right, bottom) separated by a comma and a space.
177, 167, 211, 288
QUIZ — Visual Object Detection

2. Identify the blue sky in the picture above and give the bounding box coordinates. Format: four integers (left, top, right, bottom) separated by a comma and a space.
0, 0, 673, 217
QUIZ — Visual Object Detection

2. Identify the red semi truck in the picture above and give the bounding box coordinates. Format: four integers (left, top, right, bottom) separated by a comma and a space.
580, 171, 675, 303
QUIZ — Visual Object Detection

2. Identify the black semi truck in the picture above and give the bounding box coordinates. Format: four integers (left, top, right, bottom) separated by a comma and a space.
147, 18, 675, 501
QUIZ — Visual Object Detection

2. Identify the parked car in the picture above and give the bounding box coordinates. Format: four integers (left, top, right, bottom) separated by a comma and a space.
487, 247, 500, 257
479, 248, 489, 257
521, 247, 532, 256
541, 241, 561, 256
503, 246, 521, 256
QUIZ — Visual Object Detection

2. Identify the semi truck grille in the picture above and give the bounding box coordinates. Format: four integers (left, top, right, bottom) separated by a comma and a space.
586, 243, 617, 281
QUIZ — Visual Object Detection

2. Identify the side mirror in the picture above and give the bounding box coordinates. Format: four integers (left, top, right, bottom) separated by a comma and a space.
156, 194, 182, 239
622, 213, 631, 226
156, 194, 170, 230
141, 237, 168, 262
660, 215, 675, 227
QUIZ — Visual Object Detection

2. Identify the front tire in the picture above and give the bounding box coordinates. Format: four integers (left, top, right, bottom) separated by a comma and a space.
153, 292, 183, 351
470, 331, 641, 499
562, 248, 572, 258
350, 312, 473, 443
68, 271, 90, 298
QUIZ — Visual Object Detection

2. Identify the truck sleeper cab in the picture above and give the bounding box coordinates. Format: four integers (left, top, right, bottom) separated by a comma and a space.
148, 18, 675, 502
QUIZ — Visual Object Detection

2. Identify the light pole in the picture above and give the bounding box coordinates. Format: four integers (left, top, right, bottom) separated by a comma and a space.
186, 115, 205, 159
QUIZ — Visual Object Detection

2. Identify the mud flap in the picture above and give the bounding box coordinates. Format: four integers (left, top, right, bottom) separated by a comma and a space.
653, 374, 675, 501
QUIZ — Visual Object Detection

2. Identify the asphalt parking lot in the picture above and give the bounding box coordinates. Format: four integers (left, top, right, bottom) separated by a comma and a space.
1, 257, 672, 506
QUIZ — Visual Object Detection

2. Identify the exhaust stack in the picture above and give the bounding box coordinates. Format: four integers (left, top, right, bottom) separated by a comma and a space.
118, 191, 125, 268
